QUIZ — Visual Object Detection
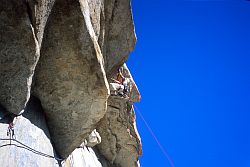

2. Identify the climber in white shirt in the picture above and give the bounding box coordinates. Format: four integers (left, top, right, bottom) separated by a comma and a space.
110, 68, 130, 98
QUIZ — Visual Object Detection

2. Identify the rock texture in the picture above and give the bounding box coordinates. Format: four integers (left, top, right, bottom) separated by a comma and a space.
97, 97, 141, 167
0, 0, 39, 115
26, 0, 55, 47
0, 0, 141, 166
96, 66, 142, 167
102, 0, 136, 75
33, 0, 110, 158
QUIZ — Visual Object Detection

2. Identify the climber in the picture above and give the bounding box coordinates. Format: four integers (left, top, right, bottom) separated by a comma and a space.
112, 68, 125, 84
7, 122, 15, 141
110, 68, 130, 98
124, 77, 131, 95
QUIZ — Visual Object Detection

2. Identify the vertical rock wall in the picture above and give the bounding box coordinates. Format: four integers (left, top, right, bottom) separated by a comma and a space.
96, 65, 142, 167
33, 0, 110, 157
0, 0, 39, 115
0, 0, 141, 166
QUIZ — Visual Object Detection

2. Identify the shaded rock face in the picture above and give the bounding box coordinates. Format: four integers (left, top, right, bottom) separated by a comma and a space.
26, 0, 55, 47
0, 0, 141, 166
103, 0, 136, 75
96, 97, 141, 167
0, 0, 39, 115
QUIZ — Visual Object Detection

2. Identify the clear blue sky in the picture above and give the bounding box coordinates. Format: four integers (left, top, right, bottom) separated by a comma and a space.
127, 1, 250, 167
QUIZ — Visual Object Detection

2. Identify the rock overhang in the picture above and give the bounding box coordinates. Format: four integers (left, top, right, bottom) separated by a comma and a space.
0, 0, 141, 164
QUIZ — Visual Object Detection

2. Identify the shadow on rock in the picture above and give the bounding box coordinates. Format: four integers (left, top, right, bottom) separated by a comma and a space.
0, 104, 15, 124
23, 96, 63, 161
22, 96, 51, 138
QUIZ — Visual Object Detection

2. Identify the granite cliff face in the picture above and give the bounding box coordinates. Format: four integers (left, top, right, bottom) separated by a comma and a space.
0, 0, 141, 167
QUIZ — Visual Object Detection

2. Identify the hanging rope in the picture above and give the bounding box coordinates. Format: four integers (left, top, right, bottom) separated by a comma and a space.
133, 105, 175, 167
0, 138, 63, 161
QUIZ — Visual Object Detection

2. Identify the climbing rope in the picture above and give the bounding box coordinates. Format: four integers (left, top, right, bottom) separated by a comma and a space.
0, 138, 63, 161
133, 105, 175, 167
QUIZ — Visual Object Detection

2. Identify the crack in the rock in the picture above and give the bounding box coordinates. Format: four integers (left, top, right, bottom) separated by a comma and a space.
107, 116, 118, 163
108, 105, 120, 110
